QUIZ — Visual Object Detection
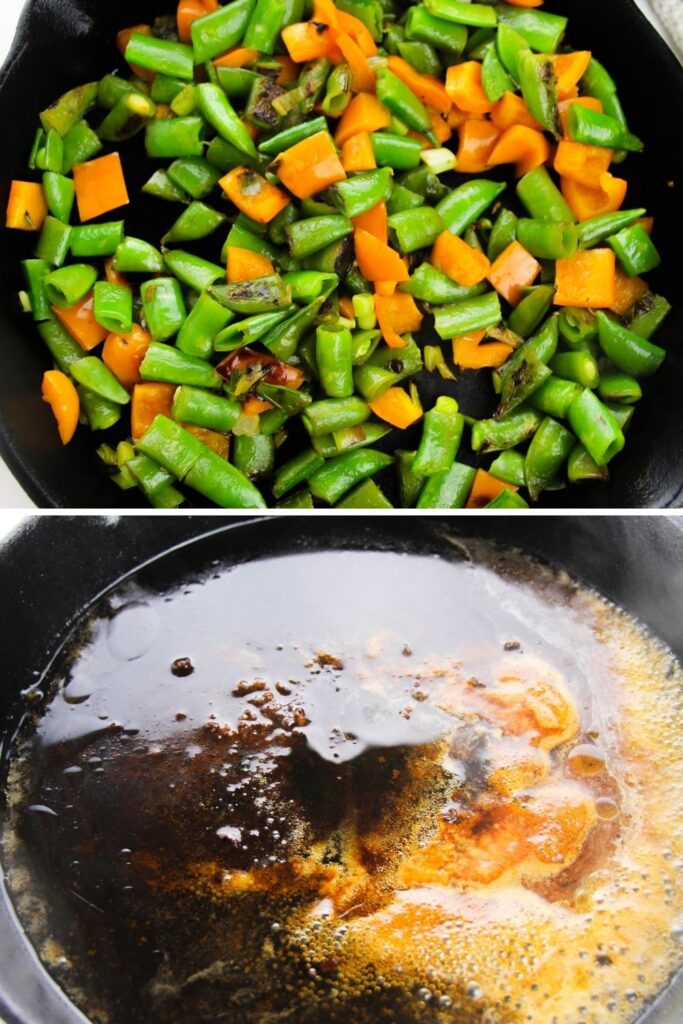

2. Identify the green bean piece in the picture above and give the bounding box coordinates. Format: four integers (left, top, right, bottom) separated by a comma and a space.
146, 118, 205, 159
125, 33, 194, 81
93, 281, 133, 335
497, 350, 551, 418
328, 168, 393, 219
42, 172, 75, 223
568, 389, 624, 466
233, 433, 275, 480
485, 489, 529, 509
191, 0, 257, 62
176, 293, 233, 360
309, 449, 392, 504
558, 308, 598, 349
371, 133, 423, 170
471, 407, 542, 452
71, 357, 130, 405
354, 339, 423, 401
405, 7, 468, 54
44, 264, 97, 307
481, 42, 514, 102
518, 49, 560, 138
113, 237, 165, 274
524, 416, 573, 500
61, 121, 102, 173
496, 3, 567, 53
394, 449, 423, 507
489, 449, 526, 488
412, 396, 463, 476
35, 217, 72, 268
37, 319, 84, 372
196, 83, 258, 160
595, 313, 665, 377
163, 250, 226, 292
70, 221, 125, 259
286, 216, 353, 259
549, 351, 600, 389
303, 396, 370, 437
40, 82, 98, 136
316, 325, 354, 398
530, 376, 582, 419
141, 278, 187, 342
436, 179, 506, 236
496, 23, 528, 82
336, 478, 393, 509
608, 224, 661, 277
210, 276, 292, 315
625, 293, 671, 340
567, 444, 609, 484
22, 260, 52, 322
162, 202, 227, 245
417, 462, 476, 509
273, 448, 325, 499
576, 208, 646, 249
172, 386, 241, 432
568, 105, 643, 153
79, 386, 122, 431
517, 167, 574, 223
141, 341, 222, 390
388, 207, 444, 253
215, 310, 291, 351
433, 292, 502, 340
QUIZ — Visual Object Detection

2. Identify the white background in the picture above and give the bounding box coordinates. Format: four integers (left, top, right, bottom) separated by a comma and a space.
0, 0, 678, 508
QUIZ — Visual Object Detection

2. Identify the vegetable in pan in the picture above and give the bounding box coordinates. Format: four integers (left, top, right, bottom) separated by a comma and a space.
6, 0, 670, 508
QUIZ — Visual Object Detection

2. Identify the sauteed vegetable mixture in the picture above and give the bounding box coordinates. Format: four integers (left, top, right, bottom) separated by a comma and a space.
6, 0, 671, 508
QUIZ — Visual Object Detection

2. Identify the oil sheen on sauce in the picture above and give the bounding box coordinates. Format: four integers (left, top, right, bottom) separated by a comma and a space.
3, 544, 683, 1024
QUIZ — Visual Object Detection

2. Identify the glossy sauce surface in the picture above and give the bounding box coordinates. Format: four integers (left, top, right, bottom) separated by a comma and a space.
3, 544, 683, 1024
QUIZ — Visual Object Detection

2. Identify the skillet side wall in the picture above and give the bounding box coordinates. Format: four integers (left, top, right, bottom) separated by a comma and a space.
0, 0, 681, 507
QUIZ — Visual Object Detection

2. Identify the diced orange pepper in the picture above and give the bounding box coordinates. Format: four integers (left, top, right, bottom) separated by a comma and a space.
336, 32, 375, 92
428, 108, 453, 144
375, 292, 422, 348
103, 325, 152, 390
369, 386, 423, 429
447, 104, 474, 129
387, 55, 451, 115
552, 51, 591, 99
5, 181, 48, 232
355, 229, 409, 282
183, 424, 230, 458
212, 47, 259, 68
53, 293, 108, 352
242, 396, 274, 416
353, 201, 388, 244
554, 140, 613, 189
103, 257, 129, 288
491, 92, 541, 132
453, 330, 513, 369
272, 131, 346, 199
42, 370, 80, 445
466, 468, 518, 509
375, 281, 397, 296
274, 55, 299, 85
431, 231, 491, 287
504, 0, 543, 6
337, 10, 377, 56
227, 246, 275, 283
561, 172, 627, 222
610, 268, 648, 316
335, 92, 390, 146
341, 131, 376, 171
445, 62, 494, 115
132, 383, 176, 440
554, 249, 616, 308
117, 25, 155, 82
456, 119, 500, 174
487, 241, 541, 306
220, 166, 289, 223
282, 22, 337, 63
313, 0, 339, 28
73, 153, 129, 223
338, 295, 355, 320
487, 124, 551, 177
558, 96, 603, 138
178, 1, 211, 44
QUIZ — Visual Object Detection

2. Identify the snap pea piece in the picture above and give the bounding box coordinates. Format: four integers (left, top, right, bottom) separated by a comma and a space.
517, 167, 574, 223
496, 22, 528, 82
196, 83, 258, 160
567, 444, 609, 484
412, 397, 463, 476
172, 386, 241, 432
485, 490, 529, 509
371, 133, 423, 170
401, 264, 487, 305
61, 121, 102, 173
577, 208, 646, 249
416, 462, 476, 509
191, 0, 257, 62
524, 416, 574, 500
488, 209, 518, 261
596, 312, 665, 377
233, 433, 275, 480
162, 202, 227, 245
44, 264, 97, 307
516, 220, 577, 261
518, 49, 560, 138
259, 116, 328, 157
286, 216, 353, 259
568, 389, 625, 466
141, 341, 222, 389
146, 118, 205, 159
22, 260, 52, 321
395, 449, 423, 507
558, 308, 598, 349
433, 292, 502, 340
40, 82, 98, 136
603, 401, 635, 433
215, 310, 291, 351
79, 386, 122, 431
376, 68, 435, 141
496, 3, 567, 53
568, 105, 643, 153
277, 490, 314, 509
35, 130, 64, 173
489, 449, 526, 488
481, 42, 514, 101
176, 293, 233, 360
311, 422, 391, 459
163, 250, 226, 292
530, 376, 582, 419
425, 0, 497, 28
142, 170, 189, 204
35, 217, 72, 267
308, 449, 393, 504
70, 221, 125, 259
397, 41, 442, 76
549, 351, 600, 389
272, 448, 325, 499
508, 285, 555, 338
98, 92, 156, 142
497, 350, 551, 419
388, 206, 444, 253
436, 179, 506, 236
150, 75, 186, 104
37, 319, 84, 372
336, 478, 393, 508
608, 224, 661, 277
303, 396, 370, 437
471, 407, 542, 452
328, 169, 393, 219
141, 278, 187, 341
210, 276, 292, 315
354, 339, 423, 401
387, 184, 424, 215
125, 33, 195, 81
71, 357, 131, 405
93, 281, 133, 335
625, 293, 671, 340
405, 7, 468, 54
113, 237, 165, 274
42, 172, 75, 223
322, 63, 352, 118
597, 371, 642, 405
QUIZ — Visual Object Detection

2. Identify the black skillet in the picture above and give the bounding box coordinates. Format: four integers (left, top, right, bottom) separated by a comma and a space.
0, 0, 681, 508
1, 514, 683, 1022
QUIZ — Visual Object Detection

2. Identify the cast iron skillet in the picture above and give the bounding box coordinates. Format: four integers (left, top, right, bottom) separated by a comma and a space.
0, 1, 681, 509
0, 514, 683, 1023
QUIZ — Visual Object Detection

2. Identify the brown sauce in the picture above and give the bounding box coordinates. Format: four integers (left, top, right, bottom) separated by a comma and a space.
2, 543, 683, 1024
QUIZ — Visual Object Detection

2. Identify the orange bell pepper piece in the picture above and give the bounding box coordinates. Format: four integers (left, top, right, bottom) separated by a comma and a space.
445, 62, 494, 115
610, 268, 648, 316
227, 247, 275, 283
487, 241, 541, 306
337, 10, 377, 56
341, 131, 376, 171
183, 424, 230, 458
73, 152, 130, 223
387, 56, 451, 115
554, 140, 613, 189
334, 92, 390, 146
338, 295, 356, 320
132, 383, 177, 440
355, 229, 409, 282
503, 0, 543, 6
272, 131, 346, 200
103, 325, 152, 390
6, 181, 48, 232
428, 108, 452, 144
281, 22, 337, 63
178, 1, 212, 44
336, 32, 375, 92
273, 55, 299, 85
431, 231, 491, 287
53, 293, 108, 352
558, 96, 603, 138
212, 47, 260, 68
455, 119, 500, 173
466, 468, 518, 509
117, 25, 155, 82
242, 395, 274, 416
352, 200, 388, 243
561, 172, 627, 222
453, 330, 513, 369
487, 124, 551, 177
220, 166, 289, 223
491, 92, 541, 132
552, 51, 592, 100
369, 387, 423, 429
42, 370, 80, 445
313, 0, 340, 27
104, 257, 129, 288
554, 249, 616, 308
374, 281, 397, 296
375, 292, 422, 349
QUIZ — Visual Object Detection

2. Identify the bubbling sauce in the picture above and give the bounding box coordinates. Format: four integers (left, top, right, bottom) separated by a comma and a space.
3, 543, 683, 1024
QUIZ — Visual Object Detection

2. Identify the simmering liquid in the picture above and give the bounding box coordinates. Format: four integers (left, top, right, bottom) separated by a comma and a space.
3, 542, 683, 1024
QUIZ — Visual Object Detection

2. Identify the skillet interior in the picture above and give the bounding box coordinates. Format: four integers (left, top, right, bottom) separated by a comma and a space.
0, 0, 681, 508
0, 514, 682, 1023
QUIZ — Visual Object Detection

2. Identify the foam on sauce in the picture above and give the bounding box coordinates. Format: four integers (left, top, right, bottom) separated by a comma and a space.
2, 543, 683, 1024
